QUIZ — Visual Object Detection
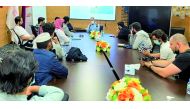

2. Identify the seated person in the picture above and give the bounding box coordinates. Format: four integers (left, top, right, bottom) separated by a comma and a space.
67, 22, 74, 31
117, 21, 130, 42
143, 29, 176, 61
13, 16, 35, 46
129, 22, 152, 52
36, 17, 45, 35
0, 49, 67, 101
54, 18, 70, 45
141, 34, 190, 82
43, 23, 64, 59
33, 33, 68, 85
63, 16, 74, 37
33, 23, 64, 60
86, 17, 100, 33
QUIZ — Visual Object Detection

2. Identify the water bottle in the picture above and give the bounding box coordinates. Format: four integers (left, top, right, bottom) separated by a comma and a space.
187, 78, 190, 95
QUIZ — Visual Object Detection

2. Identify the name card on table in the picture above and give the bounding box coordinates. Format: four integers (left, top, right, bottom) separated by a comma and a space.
125, 64, 140, 75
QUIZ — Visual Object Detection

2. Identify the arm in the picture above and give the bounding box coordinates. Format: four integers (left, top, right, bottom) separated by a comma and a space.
30, 85, 64, 101
15, 26, 34, 41
144, 61, 181, 78
86, 24, 91, 33
132, 34, 141, 49
50, 56, 68, 78
52, 42, 64, 59
20, 35, 34, 41
63, 25, 73, 37
129, 34, 136, 45
149, 53, 160, 58
150, 64, 181, 78
152, 59, 173, 67
143, 50, 160, 58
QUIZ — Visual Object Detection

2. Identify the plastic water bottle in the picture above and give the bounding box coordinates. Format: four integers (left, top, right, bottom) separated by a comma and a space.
187, 78, 190, 95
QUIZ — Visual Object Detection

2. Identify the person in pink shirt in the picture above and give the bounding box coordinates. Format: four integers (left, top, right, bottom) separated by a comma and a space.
54, 18, 70, 45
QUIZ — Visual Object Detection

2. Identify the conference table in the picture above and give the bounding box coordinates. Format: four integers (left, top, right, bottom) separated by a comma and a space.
50, 32, 116, 100
50, 32, 190, 101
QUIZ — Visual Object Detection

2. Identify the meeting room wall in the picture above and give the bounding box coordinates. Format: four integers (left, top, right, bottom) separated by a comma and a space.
171, 6, 190, 41
46, 6, 123, 36
0, 6, 11, 47
1, 6, 190, 47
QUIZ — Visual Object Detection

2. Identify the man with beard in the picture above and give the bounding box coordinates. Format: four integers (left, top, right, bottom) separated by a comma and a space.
141, 33, 190, 82
13, 16, 35, 46
33, 33, 68, 85
129, 22, 152, 52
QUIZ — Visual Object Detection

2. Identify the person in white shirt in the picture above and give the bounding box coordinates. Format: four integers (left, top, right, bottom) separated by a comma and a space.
54, 18, 70, 45
129, 22, 152, 52
13, 16, 35, 46
86, 17, 100, 33
63, 16, 73, 37
143, 29, 176, 61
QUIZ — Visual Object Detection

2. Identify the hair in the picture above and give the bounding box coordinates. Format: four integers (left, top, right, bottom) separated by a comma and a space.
117, 21, 125, 28
38, 17, 45, 24
0, 49, 38, 94
151, 29, 168, 42
63, 16, 70, 24
14, 16, 22, 24
42, 23, 55, 36
36, 39, 51, 49
131, 22, 141, 31
0, 44, 21, 59
55, 17, 60, 20
170, 33, 189, 45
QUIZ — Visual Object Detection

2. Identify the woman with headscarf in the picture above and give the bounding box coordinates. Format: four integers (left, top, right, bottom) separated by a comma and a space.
54, 18, 70, 45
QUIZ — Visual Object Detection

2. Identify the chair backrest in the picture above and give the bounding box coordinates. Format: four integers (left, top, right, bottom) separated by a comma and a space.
30, 25, 38, 37
9, 29, 20, 45
99, 25, 104, 32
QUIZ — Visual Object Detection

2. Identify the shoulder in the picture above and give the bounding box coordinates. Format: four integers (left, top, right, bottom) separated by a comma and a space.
175, 51, 190, 61
161, 42, 170, 50
14, 26, 23, 30
55, 29, 64, 34
33, 49, 55, 57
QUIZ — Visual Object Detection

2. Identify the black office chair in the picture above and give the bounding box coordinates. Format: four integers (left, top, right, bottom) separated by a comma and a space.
11, 29, 33, 51
99, 25, 104, 33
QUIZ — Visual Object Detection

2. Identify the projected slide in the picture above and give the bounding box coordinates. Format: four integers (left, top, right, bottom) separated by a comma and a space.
70, 6, 116, 20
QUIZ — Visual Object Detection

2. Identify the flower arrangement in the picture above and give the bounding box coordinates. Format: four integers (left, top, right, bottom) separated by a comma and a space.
96, 41, 111, 52
106, 76, 151, 101
90, 31, 101, 39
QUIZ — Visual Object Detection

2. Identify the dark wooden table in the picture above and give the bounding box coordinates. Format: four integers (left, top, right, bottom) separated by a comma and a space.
50, 33, 116, 100
101, 35, 190, 101
50, 32, 190, 101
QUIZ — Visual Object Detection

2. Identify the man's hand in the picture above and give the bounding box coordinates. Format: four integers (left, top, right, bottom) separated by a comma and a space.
52, 36, 60, 44
144, 61, 153, 68
30, 35, 35, 40
25, 86, 40, 96
142, 50, 150, 56
140, 60, 145, 66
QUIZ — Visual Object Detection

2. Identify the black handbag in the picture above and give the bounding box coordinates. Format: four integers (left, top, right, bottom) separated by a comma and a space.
66, 47, 87, 62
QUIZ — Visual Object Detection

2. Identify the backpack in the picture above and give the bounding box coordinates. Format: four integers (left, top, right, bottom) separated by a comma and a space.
66, 47, 87, 62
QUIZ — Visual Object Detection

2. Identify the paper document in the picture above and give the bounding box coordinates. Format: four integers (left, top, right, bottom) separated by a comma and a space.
125, 64, 140, 75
